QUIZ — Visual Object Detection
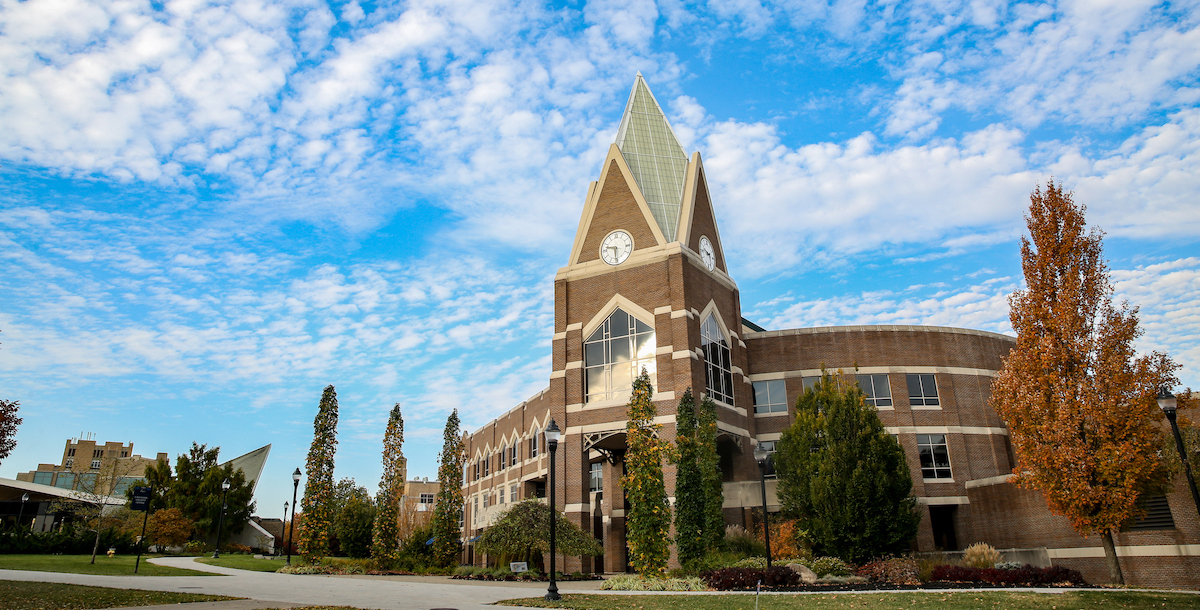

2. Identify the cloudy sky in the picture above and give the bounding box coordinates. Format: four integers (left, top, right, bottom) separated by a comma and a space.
2, 0, 1198, 518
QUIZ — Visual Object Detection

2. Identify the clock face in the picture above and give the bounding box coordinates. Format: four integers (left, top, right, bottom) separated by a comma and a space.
699, 236, 715, 271
601, 230, 633, 265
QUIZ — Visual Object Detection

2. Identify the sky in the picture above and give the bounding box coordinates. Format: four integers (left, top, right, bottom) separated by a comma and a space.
1, 0, 1198, 520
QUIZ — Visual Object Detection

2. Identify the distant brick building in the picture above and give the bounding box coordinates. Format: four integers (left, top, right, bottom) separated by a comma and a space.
15, 436, 167, 497
459, 74, 1200, 587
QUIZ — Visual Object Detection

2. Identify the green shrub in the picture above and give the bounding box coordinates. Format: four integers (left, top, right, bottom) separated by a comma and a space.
805, 556, 851, 577
724, 525, 766, 558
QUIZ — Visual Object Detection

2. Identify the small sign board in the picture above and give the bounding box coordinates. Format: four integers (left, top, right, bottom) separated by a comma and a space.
130, 487, 152, 511
510, 562, 528, 573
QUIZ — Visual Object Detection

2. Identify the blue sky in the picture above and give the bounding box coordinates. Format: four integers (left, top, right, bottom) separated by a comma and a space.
2, 0, 1198, 520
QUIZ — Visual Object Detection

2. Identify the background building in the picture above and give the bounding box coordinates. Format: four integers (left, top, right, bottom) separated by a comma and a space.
458, 74, 1198, 587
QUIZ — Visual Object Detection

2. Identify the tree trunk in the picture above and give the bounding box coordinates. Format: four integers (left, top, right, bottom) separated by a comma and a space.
90, 527, 102, 565
1100, 529, 1124, 585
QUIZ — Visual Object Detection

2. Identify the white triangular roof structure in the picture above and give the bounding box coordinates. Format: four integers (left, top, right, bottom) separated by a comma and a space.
221, 444, 270, 494
614, 73, 689, 242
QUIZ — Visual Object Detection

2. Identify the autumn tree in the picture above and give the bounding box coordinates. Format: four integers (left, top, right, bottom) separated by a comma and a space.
991, 181, 1179, 585
476, 499, 602, 566
774, 370, 919, 563
371, 404, 406, 565
621, 368, 672, 577
299, 385, 339, 562
431, 409, 464, 567
333, 480, 375, 559
148, 507, 194, 548
130, 444, 255, 541
0, 399, 21, 467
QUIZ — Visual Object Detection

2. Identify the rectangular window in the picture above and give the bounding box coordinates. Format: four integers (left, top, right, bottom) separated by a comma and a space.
858, 374, 893, 408
510, 445, 518, 467
529, 432, 539, 458
500, 486, 506, 504
93, 449, 102, 458
55, 473, 75, 489
753, 379, 787, 413
510, 485, 519, 502
90, 460, 101, 469
474, 461, 480, 481
64, 458, 73, 468
917, 434, 952, 479
67, 448, 75, 457
121, 451, 128, 458
802, 376, 819, 393
497, 451, 504, 472
907, 374, 940, 407
589, 462, 603, 492
33, 472, 53, 485
483, 457, 490, 477
473, 497, 478, 521
757, 441, 778, 478
420, 493, 435, 504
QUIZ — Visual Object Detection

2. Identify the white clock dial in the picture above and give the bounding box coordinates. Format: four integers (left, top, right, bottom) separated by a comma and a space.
601, 230, 633, 265
699, 236, 716, 271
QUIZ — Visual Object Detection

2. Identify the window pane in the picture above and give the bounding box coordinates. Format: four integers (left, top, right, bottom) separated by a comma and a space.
872, 375, 892, 399
634, 318, 652, 334
586, 326, 605, 343
610, 310, 629, 337
754, 382, 770, 407
611, 336, 631, 362
585, 342, 605, 366
769, 380, 785, 404
586, 367, 606, 397
611, 363, 632, 393
635, 331, 655, 359
907, 374, 923, 399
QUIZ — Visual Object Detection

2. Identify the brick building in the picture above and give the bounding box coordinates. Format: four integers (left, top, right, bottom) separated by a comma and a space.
459, 74, 1200, 586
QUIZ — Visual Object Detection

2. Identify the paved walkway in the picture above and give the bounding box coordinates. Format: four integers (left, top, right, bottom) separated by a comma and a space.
0, 556, 586, 609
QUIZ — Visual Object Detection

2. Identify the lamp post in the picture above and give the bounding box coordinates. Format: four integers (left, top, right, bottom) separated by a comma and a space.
544, 419, 562, 602
287, 468, 302, 566
1158, 388, 1200, 521
753, 443, 773, 568
282, 501, 289, 557
212, 478, 231, 559
17, 492, 29, 530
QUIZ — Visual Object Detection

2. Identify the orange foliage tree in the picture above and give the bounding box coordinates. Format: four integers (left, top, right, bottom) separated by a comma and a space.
991, 181, 1179, 585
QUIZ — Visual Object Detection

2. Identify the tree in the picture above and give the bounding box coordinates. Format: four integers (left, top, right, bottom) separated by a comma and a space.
148, 507, 194, 549
431, 409, 464, 567
774, 370, 920, 563
372, 404, 406, 565
0, 399, 21, 467
70, 457, 144, 563
621, 367, 672, 577
991, 181, 1180, 585
127, 443, 255, 541
672, 388, 705, 566
698, 394, 725, 553
299, 385, 340, 562
476, 499, 602, 564
336, 489, 377, 559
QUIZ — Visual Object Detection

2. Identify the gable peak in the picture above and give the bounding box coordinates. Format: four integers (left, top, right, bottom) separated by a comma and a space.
614, 74, 688, 242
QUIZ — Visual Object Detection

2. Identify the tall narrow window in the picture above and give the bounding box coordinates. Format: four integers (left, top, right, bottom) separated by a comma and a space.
753, 380, 787, 413
757, 441, 778, 478
702, 314, 734, 404
589, 462, 604, 492
907, 374, 940, 407
509, 444, 518, 467
529, 430, 539, 458
917, 434, 952, 479
858, 374, 893, 408
584, 308, 656, 402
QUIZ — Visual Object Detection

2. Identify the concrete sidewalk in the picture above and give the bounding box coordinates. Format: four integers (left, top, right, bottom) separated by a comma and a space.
0, 556, 575, 609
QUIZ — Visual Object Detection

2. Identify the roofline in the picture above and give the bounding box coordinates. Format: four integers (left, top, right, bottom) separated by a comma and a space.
744, 324, 1015, 342
0, 477, 125, 505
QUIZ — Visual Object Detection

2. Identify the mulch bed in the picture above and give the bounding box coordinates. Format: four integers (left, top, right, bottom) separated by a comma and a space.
452, 574, 604, 582
725, 581, 1092, 592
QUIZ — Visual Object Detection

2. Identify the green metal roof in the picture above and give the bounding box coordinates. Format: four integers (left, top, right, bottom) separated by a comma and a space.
615, 73, 688, 242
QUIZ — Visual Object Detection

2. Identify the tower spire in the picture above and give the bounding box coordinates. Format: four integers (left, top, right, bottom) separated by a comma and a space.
614, 74, 688, 242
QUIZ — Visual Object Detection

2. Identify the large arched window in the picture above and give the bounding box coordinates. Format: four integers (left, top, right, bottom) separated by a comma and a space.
702, 314, 733, 404
584, 308, 656, 402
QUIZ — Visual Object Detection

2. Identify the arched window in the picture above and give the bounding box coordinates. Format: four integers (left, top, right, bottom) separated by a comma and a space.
584, 308, 656, 402
702, 314, 733, 404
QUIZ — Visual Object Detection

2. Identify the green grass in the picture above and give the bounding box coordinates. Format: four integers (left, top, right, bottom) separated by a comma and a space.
497, 591, 1200, 610
0, 580, 233, 610
0, 554, 214, 576
197, 554, 286, 572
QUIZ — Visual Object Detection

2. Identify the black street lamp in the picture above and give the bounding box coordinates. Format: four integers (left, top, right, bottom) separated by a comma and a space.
282, 501, 289, 557
287, 468, 302, 566
1158, 388, 1200, 521
544, 419, 562, 602
753, 443, 773, 569
212, 478, 231, 559
17, 493, 29, 530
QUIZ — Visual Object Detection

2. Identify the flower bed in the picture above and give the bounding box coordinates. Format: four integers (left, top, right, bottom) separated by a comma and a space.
930, 564, 1086, 586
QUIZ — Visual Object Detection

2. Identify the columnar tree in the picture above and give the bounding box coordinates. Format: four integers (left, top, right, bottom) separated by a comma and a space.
431, 409, 465, 567
371, 404, 406, 565
300, 385, 339, 562
991, 181, 1179, 585
698, 395, 725, 552
672, 388, 705, 565
775, 370, 919, 563
621, 368, 672, 577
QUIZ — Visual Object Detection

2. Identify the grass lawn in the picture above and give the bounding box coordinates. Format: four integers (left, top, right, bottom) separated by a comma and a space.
0, 554, 214, 576
197, 555, 287, 572
498, 591, 1200, 610
0, 580, 234, 610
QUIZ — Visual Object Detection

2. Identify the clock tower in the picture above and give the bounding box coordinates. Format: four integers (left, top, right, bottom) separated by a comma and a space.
548, 73, 752, 572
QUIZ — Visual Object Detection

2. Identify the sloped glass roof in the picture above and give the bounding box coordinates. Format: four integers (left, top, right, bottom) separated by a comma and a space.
615, 74, 688, 242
